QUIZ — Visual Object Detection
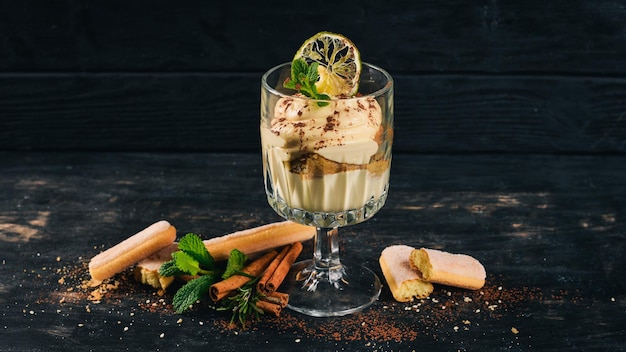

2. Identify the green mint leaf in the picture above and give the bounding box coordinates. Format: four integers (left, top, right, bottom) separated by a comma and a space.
296, 72, 308, 85
159, 259, 187, 277
299, 90, 313, 98
171, 250, 202, 276
178, 233, 214, 269
283, 58, 332, 105
283, 78, 297, 89
172, 275, 216, 314
291, 58, 308, 81
222, 249, 248, 279
307, 62, 320, 83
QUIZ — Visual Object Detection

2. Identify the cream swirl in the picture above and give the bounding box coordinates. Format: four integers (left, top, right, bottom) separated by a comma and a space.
262, 95, 383, 164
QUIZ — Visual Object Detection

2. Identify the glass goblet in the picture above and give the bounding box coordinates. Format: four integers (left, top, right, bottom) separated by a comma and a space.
260, 62, 393, 317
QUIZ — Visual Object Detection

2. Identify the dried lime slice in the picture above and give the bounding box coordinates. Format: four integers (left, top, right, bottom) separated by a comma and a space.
294, 31, 361, 97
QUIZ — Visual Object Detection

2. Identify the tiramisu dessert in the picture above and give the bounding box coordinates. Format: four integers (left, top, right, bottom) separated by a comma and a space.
261, 32, 393, 219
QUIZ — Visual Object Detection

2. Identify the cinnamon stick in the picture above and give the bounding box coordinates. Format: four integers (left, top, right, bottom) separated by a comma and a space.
209, 250, 278, 302
261, 241, 303, 295
257, 245, 291, 294
255, 300, 282, 317
261, 291, 289, 308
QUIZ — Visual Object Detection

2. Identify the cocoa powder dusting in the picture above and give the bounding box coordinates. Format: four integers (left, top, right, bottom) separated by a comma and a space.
45, 261, 174, 314
42, 261, 554, 346
324, 115, 337, 132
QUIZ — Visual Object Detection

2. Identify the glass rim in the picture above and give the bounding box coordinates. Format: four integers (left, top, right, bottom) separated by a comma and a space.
261, 62, 393, 102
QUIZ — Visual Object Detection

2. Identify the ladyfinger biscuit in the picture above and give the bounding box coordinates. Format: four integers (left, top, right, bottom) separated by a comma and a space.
410, 248, 486, 290
379, 245, 434, 302
89, 220, 176, 283
202, 221, 315, 261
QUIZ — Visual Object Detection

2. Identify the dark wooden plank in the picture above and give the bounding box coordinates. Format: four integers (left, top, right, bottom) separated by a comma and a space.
398, 75, 626, 153
0, 152, 624, 351
0, 0, 625, 75
2, 1, 626, 153
1, 74, 625, 153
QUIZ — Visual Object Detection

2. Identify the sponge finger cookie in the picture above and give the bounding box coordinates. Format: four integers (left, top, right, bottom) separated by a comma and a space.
89, 220, 176, 283
379, 245, 434, 302
410, 248, 486, 290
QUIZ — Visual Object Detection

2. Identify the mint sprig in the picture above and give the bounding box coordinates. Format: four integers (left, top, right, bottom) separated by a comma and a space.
283, 58, 330, 106
159, 234, 267, 325
172, 275, 215, 314
159, 233, 217, 277
179, 233, 214, 269
159, 233, 220, 314
221, 248, 248, 279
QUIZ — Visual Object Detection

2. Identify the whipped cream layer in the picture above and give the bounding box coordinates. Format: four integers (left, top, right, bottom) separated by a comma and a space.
262, 95, 383, 165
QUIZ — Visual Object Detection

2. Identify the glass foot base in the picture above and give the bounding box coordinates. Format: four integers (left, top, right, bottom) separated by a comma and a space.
281, 259, 381, 317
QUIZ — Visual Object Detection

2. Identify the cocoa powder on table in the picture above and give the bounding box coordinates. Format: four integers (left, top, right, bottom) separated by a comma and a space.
47, 261, 547, 344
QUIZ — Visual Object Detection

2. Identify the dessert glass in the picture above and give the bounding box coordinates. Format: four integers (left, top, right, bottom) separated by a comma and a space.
260, 62, 393, 317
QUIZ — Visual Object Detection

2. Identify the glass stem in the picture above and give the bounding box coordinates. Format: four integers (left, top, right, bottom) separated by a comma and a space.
313, 227, 342, 273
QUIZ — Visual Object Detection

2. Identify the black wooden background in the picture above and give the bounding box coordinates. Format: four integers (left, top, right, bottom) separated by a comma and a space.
1, 0, 625, 154
2, 2, 626, 351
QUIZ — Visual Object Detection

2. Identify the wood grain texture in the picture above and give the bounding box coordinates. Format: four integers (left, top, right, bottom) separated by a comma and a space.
2, 1, 626, 153
1, 0, 625, 74
2, 73, 625, 152
0, 152, 624, 351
